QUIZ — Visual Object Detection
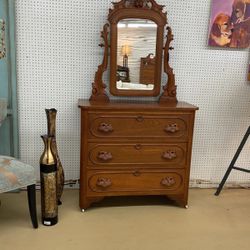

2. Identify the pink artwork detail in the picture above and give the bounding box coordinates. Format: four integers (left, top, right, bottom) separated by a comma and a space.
208, 0, 250, 48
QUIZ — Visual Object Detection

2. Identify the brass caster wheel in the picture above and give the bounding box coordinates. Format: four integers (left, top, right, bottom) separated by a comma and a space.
81, 209, 85, 212
185, 205, 189, 209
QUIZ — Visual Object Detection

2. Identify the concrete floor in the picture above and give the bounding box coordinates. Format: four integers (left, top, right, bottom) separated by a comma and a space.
0, 189, 250, 250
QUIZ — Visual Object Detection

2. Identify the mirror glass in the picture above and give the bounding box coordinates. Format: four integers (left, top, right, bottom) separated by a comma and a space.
116, 18, 157, 91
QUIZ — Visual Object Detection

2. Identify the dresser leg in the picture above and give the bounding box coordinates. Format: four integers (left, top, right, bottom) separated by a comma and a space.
167, 194, 187, 208
80, 198, 92, 210
80, 197, 105, 210
175, 200, 187, 208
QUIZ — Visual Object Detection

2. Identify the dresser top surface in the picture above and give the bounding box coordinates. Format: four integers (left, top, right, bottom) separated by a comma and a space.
78, 99, 198, 111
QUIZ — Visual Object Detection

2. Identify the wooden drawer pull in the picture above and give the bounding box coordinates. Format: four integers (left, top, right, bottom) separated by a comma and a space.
161, 177, 176, 187
162, 151, 177, 160
96, 178, 112, 188
136, 116, 144, 122
98, 123, 113, 133
133, 170, 141, 177
97, 151, 113, 161
134, 144, 141, 150
164, 123, 179, 133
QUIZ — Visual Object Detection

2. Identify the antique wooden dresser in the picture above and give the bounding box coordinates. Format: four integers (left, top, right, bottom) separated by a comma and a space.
78, 0, 198, 210
78, 100, 198, 209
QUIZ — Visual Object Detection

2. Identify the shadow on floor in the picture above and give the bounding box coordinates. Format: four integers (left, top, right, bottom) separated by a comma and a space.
89, 195, 178, 209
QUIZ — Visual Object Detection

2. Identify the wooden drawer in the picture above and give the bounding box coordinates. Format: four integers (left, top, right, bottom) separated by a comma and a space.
88, 113, 189, 140
88, 143, 187, 167
87, 169, 185, 195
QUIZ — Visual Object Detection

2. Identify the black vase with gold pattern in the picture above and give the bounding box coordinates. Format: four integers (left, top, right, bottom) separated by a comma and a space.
45, 108, 64, 205
40, 135, 58, 226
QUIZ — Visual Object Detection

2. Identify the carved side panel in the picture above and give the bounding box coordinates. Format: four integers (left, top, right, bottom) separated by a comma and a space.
89, 24, 110, 103
159, 27, 178, 104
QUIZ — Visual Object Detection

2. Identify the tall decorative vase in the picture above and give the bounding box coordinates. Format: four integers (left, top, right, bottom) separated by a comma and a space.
45, 108, 64, 205
40, 135, 58, 226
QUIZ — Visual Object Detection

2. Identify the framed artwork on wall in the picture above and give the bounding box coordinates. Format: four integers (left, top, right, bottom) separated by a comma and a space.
208, 0, 250, 48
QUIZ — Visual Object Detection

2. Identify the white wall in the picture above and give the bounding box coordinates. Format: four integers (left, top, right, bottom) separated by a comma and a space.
15, 0, 250, 187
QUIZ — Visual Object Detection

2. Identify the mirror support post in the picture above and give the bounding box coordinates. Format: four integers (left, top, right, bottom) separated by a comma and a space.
159, 27, 178, 104
89, 24, 110, 103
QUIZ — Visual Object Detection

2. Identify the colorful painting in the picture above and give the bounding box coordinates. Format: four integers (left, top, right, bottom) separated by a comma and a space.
208, 0, 250, 48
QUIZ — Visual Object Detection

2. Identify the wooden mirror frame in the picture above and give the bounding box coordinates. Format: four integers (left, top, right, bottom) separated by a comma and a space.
109, 1, 166, 97
89, 0, 178, 104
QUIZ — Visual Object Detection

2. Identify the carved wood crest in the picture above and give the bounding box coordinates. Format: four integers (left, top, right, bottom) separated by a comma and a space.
109, 0, 167, 22
111, 0, 165, 12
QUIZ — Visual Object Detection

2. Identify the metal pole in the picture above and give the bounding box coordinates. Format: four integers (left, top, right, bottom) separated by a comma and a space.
214, 126, 250, 196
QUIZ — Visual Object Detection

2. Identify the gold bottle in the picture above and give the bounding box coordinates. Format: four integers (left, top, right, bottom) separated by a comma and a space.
46, 108, 64, 205
40, 135, 58, 226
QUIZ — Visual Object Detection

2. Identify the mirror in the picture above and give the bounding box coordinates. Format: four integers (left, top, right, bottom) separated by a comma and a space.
108, 0, 169, 97
90, 0, 178, 104
116, 19, 157, 91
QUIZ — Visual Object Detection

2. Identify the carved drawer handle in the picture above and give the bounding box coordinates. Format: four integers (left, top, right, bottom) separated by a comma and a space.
162, 151, 177, 160
96, 178, 112, 188
136, 116, 144, 122
164, 123, 179, 133
133, 170, 141, 177
161, 177, 176, 187
98, 123, 113, 133
134, 144, 141, 150
97, 151, 113, 161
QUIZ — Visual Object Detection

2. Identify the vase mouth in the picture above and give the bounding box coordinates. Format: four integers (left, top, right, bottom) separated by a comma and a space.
45, 108, 57, 113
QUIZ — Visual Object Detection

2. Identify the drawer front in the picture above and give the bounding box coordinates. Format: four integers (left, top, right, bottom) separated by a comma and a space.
88, 143, 187, 167
88, 113, 188, 140
87, 169, 184, 194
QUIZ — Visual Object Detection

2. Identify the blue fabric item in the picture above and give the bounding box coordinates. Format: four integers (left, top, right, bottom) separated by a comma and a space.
0, 155, 36, 193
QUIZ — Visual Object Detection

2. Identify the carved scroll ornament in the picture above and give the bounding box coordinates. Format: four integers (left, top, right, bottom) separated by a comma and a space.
110, 0, 165, 14
159, 27, 178, 104
89, 24, 110, 103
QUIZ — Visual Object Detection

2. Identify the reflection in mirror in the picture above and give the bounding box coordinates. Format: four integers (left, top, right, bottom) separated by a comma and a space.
116, 19, 157, 91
